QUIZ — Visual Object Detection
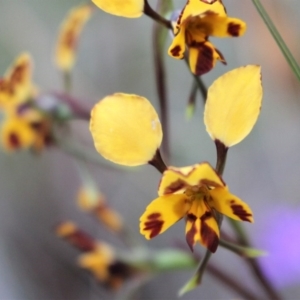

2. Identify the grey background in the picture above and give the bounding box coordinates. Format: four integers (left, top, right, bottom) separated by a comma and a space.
0, 0, 300, 299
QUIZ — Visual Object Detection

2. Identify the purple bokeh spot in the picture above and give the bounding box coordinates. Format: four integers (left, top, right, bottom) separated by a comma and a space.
255, 206, 300, 288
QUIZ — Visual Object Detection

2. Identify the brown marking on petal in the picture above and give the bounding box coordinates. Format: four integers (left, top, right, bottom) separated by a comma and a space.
187, 213, 197, 222
190, 42, 213, 76
164, 179, 187, 194
62, 229, 96, 252
231, 202, 253, 222
200, 211, 219, 253
186, 221, 197, 252
143, 213, 164, 238
227, 22, 241, 37
9, 132, 20, 148
170, 45, 182, 58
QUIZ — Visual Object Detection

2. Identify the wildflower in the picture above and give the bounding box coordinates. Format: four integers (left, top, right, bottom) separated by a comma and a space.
168, 0, 246, 75
90, 93, 162, 166
204, 65, 263, 147
56, 221, 135, 289
140, 162, 253, 252
0, 53, 33, 108
92, 0, 143, 18
55, 4, 93, 71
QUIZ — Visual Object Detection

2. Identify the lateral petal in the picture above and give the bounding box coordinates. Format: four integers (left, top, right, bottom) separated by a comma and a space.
140, 194, 191, 239
208, 187, 254, 222
200, 15, 246, 37
168, 26, 186, 59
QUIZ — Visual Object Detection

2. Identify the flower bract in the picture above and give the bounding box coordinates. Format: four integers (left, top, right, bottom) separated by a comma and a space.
168, 0, 246, 75
90, 93, 163, 166
204, 65, 263, 147
140, 162, 253, 252
92, 0, 143, 18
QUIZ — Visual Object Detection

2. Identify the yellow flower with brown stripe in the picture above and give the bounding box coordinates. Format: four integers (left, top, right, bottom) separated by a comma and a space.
140, 162, 253, 253
168, 0, 246, 75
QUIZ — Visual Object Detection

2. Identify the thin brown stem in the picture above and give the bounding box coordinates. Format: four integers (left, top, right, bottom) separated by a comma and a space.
152, 2, 170, 159
143, 0, 172, 30
215, 139, 228, 176
148, 149, 167, 173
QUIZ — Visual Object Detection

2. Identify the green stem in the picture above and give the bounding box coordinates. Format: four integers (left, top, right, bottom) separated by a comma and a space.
252, 0, 300, 81
63, 71, 72, 93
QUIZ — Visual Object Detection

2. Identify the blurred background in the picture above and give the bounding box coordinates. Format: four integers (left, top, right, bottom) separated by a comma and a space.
0, 0, 300, 299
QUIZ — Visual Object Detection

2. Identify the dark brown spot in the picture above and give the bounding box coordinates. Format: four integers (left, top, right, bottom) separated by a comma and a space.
187, 213, 197, 222
164, 179, 187, 194
30, 121, 43, 132
170, 45, 182, 57
227, 22, 241, 37
9, 132, 20, 148
231, 203, 252, 222
143, 213, 164, 238
109, 261, 132, 279
64, 230, 96, 252
200, 211, 219, 253
147, 213, 161, 220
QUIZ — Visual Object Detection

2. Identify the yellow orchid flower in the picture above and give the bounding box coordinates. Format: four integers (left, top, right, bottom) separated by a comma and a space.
168, 0, 246, 75
55, 4, 93, 71
57, 221, 134, 290
0, 53, 33, 108
92, 0, 143, 18
140, 162, 253, 252
90, 93, 163, 166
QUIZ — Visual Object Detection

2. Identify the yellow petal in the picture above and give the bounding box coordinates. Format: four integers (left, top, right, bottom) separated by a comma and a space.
1, 117, 35, 151
0, 53, 33, 108
158, 162, 224, 196
188, 41, 225, 76
55, 4, 93, 71
92, 0, 143, 18
208, 187, 254, 222
168, 26, 186, 60
185, 200, 219, 252
199, 15, 247, 37
78, 243, 115, 281
204, 65, 263, 147
140, 194, 191, 239
90, 93, 163, 166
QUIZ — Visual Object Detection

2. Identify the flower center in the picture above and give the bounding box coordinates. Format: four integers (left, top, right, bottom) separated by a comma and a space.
184, 185, 210, 202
